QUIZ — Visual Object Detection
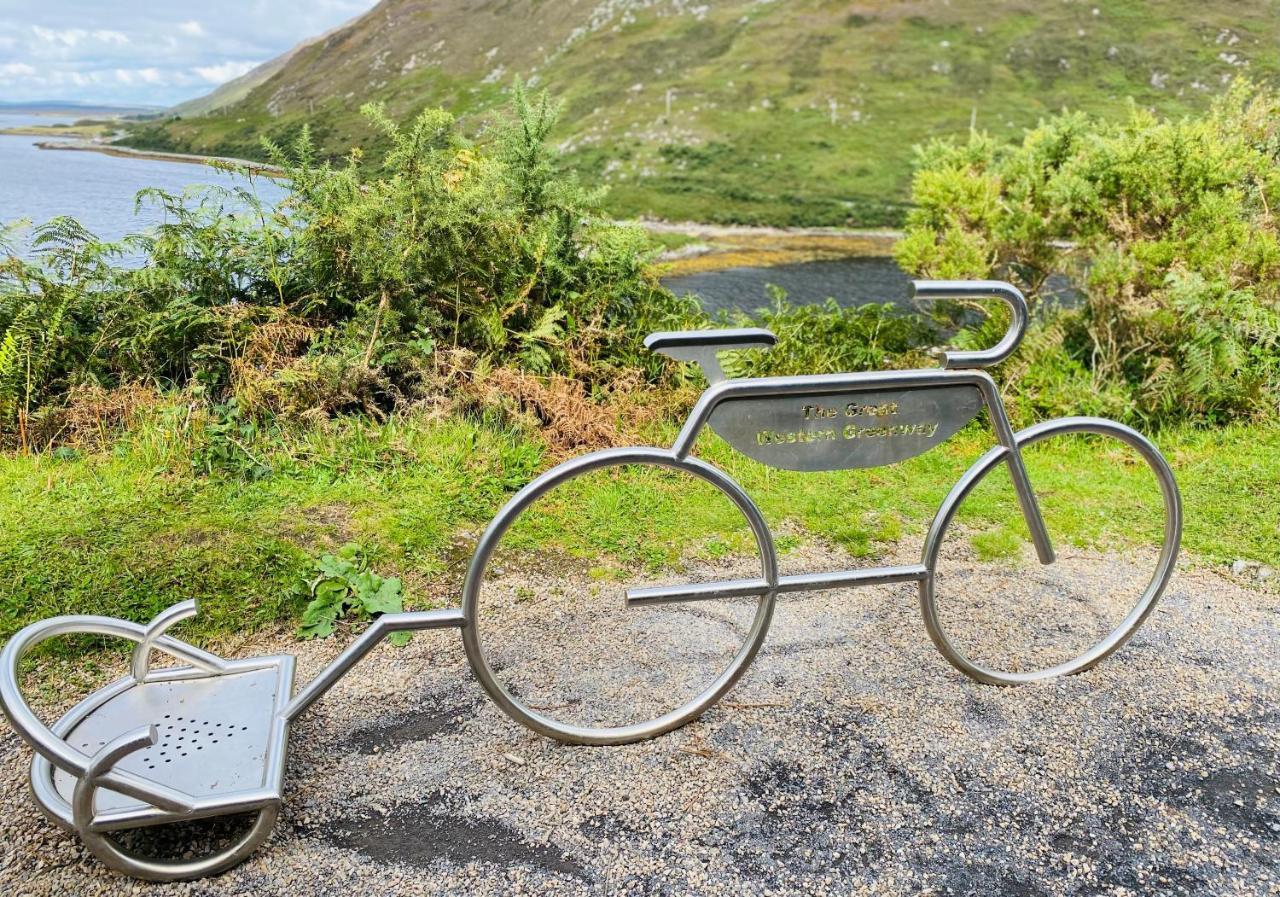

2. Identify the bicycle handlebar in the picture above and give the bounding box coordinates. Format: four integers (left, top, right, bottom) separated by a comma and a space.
910, 280, 1028, 370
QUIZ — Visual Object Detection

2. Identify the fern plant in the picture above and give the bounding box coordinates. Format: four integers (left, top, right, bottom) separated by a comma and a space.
0, 85, 695, 444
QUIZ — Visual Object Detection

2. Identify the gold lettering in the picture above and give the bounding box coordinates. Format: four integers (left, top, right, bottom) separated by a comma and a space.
755, 428, 839, 445
802, 403, 839, 419
842, 422, 940, 440
845, 401, 900, 417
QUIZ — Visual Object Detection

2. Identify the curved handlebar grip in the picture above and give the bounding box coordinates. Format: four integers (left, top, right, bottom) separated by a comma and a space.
130, 599, 199, 682
910, 280, 1028, 370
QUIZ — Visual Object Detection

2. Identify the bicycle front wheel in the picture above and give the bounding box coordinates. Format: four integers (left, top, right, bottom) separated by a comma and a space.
921, 417, 1182, 685
461, 448, 778, 745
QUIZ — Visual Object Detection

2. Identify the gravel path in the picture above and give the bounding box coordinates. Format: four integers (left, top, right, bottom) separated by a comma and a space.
2, 544, 1277, 896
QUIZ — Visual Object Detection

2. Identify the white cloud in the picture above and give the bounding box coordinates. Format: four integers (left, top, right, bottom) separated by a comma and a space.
31, 26, 129, 48
114, 67, 165, 85
178, 20, 205, 36
33, 25, 89, 47
0, 62, 38, 78
193, 60, 260, 83
93, 30, 130, 45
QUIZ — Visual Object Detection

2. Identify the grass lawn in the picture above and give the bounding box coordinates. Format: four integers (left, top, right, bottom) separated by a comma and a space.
1, 409, 1275, 651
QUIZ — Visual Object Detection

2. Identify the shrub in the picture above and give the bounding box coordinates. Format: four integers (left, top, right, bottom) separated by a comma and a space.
0, 84, 701, 446
895, 79, 1280, 425
720, 287, 937, 378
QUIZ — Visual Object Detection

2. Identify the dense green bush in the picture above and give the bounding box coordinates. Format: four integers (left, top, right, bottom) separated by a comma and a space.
9, 79, 1276, 451
720, 287, 936, 379
0, 84, 699, 445
895, 79, 1280, 425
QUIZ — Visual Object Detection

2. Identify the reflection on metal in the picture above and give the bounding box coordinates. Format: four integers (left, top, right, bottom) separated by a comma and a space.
910, 279, 1028, 369
644, 327, 777, 384
625, 565, 929, 606
709, 384, 983, 471
0, 282, 1183, 881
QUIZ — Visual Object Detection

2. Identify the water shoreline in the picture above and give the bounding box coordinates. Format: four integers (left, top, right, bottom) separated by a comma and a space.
16, 138, 903, 281
30, 140, 285, 178
24, 140, 902, 246
638, 219, 902, 241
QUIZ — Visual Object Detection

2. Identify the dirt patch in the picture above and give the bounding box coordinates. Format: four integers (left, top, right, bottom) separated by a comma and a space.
280, 502, 360, 552
346, 698, 480, 755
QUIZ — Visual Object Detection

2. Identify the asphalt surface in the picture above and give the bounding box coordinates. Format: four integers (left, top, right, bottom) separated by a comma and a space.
1, 545, 1277, 896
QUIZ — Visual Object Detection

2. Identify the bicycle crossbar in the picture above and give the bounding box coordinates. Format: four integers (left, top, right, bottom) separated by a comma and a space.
625, 565, 929, 607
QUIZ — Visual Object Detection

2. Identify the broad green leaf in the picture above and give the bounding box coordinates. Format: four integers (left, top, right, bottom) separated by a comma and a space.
362, 577, 403, 615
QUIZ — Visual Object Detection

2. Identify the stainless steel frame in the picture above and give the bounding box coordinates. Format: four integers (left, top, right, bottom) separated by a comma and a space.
0, 280, 1182, 881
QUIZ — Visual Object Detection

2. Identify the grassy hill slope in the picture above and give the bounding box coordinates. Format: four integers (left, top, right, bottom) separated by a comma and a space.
126, 0, 1280, 226
169, 56, 297, 119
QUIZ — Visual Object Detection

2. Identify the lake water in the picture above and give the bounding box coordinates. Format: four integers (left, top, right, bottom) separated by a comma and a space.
662, 257, 1081, 315
662, 256, 913, 315
0, 113, 287, 250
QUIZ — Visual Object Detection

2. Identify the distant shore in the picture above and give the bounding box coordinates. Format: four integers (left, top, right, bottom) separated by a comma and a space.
14, 139, 900, 257
30, 139, 284, 177
638, 220, 902, 241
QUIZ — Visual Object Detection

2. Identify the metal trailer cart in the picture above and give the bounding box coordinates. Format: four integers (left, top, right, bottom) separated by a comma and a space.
0, 281, 1182, 881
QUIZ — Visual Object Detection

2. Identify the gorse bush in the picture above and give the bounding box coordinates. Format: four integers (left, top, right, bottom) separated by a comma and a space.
719, 287, 937, 379
895, 79, 1280, 425
0, 84, 699, 447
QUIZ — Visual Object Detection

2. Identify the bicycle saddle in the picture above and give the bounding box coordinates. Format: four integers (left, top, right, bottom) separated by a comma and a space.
644, 327, 776, 383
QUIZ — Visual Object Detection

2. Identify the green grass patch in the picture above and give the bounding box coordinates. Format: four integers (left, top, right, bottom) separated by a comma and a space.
397, 415, 1279, 586
0, 414, 542, 648
971, 528, 1023, 562
1, 414, 1274, 651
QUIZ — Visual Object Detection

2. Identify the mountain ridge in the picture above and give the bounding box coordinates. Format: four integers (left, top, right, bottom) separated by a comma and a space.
169, 13, 368, 118
125, 0, 1280, 226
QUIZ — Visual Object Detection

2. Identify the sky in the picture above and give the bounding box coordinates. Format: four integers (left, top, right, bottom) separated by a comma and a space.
0, 0, 378, 108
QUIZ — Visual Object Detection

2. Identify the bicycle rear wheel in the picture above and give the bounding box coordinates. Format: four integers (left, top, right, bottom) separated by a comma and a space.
461, 448, 778, 745
921, 417, 1182, 685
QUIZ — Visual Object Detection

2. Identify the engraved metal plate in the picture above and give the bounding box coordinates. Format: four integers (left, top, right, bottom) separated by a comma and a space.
708, 385, 984, 471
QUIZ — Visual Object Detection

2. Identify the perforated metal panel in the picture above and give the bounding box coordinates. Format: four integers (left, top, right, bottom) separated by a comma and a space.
52, 664, 291, 816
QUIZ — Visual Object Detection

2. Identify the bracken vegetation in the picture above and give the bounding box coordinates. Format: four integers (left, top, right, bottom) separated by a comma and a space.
0, 85, 699, 453
7, 82, 1280, 450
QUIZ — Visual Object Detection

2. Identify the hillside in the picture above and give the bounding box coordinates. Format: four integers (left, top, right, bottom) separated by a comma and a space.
125, 0, 1280, 226
168, 55, 297, 119
169, 15, 364, 118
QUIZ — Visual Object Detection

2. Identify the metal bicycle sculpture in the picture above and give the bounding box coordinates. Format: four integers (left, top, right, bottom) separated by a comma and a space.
0, 281, 1182, 881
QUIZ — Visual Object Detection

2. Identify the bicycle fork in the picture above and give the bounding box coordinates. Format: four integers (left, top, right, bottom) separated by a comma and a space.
986, 398, 1056, 566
